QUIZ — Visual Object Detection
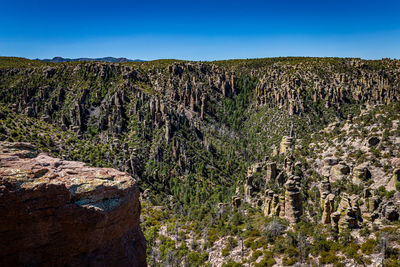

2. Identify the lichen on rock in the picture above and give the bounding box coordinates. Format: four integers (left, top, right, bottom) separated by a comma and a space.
0, 142, 146, 266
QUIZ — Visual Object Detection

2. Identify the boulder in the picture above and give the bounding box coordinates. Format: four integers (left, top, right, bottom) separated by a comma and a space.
331, 211, 341, 232
352, 166, 371, 185
271, 194, 281, 216
272, 145, 279, 157
368, 195, 382, 213
0, 142, 146, 267
244, 176, 254, 203
379, 201, 399, 221
363, 188, 372, 198
323, 157, 339, 166
331, 163, 350, 181
276, 172, 286, 186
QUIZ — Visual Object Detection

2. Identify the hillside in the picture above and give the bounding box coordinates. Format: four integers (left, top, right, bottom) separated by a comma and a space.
0, 56, 399, 266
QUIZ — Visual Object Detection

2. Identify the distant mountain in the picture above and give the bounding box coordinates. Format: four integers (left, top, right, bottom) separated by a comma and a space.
40, 56, 145, 63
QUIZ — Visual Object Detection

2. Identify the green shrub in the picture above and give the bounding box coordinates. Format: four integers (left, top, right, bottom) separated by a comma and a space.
222, 260, 242, 267
227, 236, 238, 248
250, 250, 263, 262
385, 258, 400, 267
375, 186, 395, 199
361, 238, 376, 255
282, 256, 297, 265
320, 251, 340, 264
342, 243, 360, 258
254, 256, 275, 267
244, 237, 255, 248
395, 182, 400, 192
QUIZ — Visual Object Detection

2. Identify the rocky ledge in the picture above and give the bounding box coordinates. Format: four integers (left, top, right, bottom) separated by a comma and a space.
0, 142, 146, 266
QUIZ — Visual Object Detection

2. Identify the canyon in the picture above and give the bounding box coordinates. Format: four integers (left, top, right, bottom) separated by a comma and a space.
0, 57, 399, 266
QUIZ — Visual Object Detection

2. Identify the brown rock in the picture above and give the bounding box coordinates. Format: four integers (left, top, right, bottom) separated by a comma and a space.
280, 136, 294, 155
331, 163, 350, 176
322, 194, 335, 224
336, 194, 361, 232
265, 162, 277, 182
276, 172, 286, 186
352, 166, 371, 185
368, 195, 382, 213
0, 142, 146, 267
272, 194, 281, 216
377, 201, 399, 221
284, 177, 302, 224
264, 189, 274, 216
319, 178, 331, 207
331, 211, 341, 232
323, 157, 339, 166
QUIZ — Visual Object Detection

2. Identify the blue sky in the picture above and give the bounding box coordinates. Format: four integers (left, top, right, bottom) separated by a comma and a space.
1, 0, 400, 60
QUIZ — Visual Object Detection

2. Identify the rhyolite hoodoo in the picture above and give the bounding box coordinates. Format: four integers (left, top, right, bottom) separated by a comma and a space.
0, 142, 146, 266
0, 57, 400, 266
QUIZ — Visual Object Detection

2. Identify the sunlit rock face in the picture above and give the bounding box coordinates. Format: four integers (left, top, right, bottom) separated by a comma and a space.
0, 142, 146, 267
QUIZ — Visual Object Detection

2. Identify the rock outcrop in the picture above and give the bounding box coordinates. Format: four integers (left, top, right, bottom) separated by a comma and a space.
375, 201, 399, 221
265, 162, 277, 182
322, 194, 335, 224
255, 59, 400, 115
264, 189, 282, 217
352, 165, 371, 185
334, 194, 362, 232
0, 142, 146, 266
319, 177, 332, 207
319, 178, 336, 225
280, 136, 294, 155
284, 176, 302, 224
330, 163, 350, 181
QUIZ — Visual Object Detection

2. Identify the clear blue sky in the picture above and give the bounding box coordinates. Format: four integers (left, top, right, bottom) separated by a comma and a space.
1, 0, 400, 60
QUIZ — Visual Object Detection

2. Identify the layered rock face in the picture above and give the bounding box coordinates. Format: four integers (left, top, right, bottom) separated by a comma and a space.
0, 142, 146, 266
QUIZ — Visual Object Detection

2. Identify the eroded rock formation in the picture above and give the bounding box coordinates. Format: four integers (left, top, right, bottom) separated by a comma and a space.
337, 194, 362, 231
284, 176, 303, 224
280, 136, 294, 155
255, 60, 400, 115
0, 142, 146, 266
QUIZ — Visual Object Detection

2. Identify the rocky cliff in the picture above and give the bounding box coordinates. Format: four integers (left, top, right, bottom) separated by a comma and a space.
0, 142, 146, 266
